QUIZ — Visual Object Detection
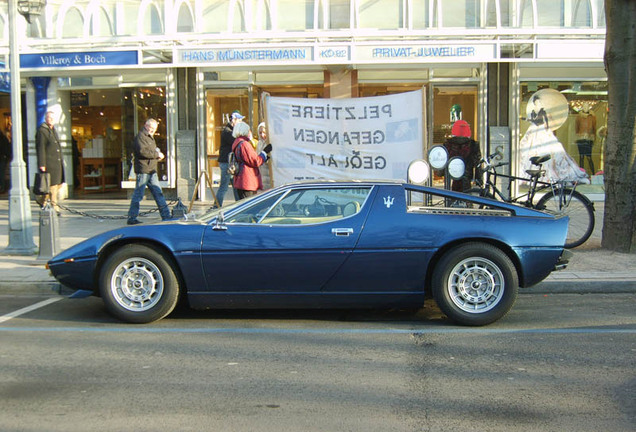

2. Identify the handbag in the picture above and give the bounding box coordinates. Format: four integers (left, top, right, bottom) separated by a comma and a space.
227, 152, 239, 177
227, 142, 242, 177
33, 172, 51, 195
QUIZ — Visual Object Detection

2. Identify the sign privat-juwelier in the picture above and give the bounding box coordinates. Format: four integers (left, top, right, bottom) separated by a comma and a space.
20, 51, 139, 69
355, 43, 497, 63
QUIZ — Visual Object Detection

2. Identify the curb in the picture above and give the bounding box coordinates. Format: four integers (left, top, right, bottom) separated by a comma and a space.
523, 279, 636, 294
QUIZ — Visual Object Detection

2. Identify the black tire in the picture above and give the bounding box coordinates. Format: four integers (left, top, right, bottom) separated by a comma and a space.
536, 189, 594, 248
99, 244, 180, 323
432, 243, 518, 326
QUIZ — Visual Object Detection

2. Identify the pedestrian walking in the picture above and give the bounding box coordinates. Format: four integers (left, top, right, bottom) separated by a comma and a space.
35, 110, 65, 214
126, 118, 171, 225
217, 110, 244, 206
231, 122, 272, 200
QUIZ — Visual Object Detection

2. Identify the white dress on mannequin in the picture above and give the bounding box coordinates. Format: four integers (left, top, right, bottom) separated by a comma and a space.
520, 123, 589, 184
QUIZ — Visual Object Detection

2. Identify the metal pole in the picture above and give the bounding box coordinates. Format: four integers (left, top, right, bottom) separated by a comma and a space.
4, 0, 37, 255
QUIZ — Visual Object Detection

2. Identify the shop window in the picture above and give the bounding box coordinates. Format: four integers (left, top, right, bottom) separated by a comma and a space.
200, 2, 232, 33
357, 0, 403, 29
204, 89, 249, 177
485, 0, 498, 27
485, 0, 511, 27
440, 0, 479, 28
141, 3, 163, 35
572, 0, 592, 27
61, 6, 84, 38
89, 6, 114, 36
410, 0, 430, 29
595, 0, 605, 27
273, 0, 315, 31
329, 0, 351, 29
70, 86, 167, 194
254, 0, 273, 30
231, 1, 246, 32
536, 0, 564, 26
518, 0, 536, 27
177, 2, 195, 32
431, 85, 478, 147
519, 81, 607, 194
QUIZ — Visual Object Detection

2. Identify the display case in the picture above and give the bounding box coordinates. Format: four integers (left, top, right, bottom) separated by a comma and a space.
80, 158, 121, 193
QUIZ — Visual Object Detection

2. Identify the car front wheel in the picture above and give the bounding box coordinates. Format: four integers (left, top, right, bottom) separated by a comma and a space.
432, 243, 518, 326
99, 244, 180, 324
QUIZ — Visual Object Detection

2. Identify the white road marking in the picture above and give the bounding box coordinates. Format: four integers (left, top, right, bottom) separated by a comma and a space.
0, 298, 62, 324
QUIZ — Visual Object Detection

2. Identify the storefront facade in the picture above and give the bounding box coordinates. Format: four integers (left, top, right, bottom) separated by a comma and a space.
0, 0, 607, 201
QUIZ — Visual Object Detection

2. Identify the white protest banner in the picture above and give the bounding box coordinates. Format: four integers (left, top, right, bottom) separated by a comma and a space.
265, 90, 423, 186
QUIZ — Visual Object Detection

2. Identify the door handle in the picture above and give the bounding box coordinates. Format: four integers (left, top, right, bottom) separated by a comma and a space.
332, 228, 354, 236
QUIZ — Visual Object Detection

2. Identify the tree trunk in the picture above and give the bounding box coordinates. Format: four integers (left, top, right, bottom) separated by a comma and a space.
602, 0, 636, 253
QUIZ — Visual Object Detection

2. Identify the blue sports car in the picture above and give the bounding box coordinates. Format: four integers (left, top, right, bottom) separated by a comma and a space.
48, 181, 571, 326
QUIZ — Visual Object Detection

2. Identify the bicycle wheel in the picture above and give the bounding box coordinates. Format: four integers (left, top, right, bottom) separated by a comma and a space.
536, 189, 594, 248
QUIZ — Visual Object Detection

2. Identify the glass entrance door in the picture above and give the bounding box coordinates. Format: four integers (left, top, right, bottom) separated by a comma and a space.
205, 89, 250, 178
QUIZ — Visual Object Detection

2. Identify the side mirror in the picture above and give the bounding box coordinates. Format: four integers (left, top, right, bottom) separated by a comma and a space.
213, 212, 228, 231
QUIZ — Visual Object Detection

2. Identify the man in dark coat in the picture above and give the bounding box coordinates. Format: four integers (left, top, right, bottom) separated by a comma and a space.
217, 110, 244, 206
126, 118, 171, 225
35, 110, 65, 213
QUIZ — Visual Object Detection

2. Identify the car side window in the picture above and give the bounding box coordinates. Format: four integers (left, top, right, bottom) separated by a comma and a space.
224, 194, 282, 224
260, 187, 371, 225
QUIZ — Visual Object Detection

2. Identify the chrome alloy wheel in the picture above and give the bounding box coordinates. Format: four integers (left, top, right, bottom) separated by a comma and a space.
110, 257, 164, 312
447, 257, 504, 313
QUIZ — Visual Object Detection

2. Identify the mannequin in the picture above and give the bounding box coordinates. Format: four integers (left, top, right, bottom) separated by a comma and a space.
575, 103, 596, 174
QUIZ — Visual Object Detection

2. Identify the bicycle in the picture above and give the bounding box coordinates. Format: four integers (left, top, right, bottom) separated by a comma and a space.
466, 151, 595, 249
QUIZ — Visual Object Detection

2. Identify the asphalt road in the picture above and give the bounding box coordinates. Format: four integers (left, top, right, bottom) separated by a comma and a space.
1, 292, 634, 432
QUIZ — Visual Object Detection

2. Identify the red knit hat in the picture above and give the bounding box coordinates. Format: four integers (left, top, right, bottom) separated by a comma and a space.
451, 120, 471, 137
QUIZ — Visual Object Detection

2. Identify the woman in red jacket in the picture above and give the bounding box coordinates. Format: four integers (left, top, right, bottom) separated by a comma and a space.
231, 122, 272, 200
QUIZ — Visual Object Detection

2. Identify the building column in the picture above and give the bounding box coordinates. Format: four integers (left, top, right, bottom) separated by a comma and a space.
175, 68, 197, 202
324, 67, 358, 99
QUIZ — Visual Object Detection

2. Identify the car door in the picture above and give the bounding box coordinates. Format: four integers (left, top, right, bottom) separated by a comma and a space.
322, 184, 432, 294
200, 186, 375, 293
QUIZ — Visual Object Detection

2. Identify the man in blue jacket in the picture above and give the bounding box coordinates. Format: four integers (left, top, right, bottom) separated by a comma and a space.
126, 118, 171, 225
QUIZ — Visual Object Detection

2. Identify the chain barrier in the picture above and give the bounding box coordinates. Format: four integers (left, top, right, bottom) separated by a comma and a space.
56, 200, 179, 220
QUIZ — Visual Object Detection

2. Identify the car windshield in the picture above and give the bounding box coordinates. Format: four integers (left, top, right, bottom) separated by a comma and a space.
196, 198, 251, 223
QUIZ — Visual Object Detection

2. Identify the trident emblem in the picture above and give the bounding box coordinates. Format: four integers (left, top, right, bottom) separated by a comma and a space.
383, 195, 394, 208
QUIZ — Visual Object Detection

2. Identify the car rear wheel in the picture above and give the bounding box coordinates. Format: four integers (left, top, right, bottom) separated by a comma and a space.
99, 244, 180, 324
432, 243, 518, 326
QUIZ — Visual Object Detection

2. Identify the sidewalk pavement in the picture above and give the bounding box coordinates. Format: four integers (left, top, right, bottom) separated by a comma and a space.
1, 196, 635, 296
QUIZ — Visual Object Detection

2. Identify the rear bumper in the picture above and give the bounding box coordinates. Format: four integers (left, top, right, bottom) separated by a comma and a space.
554, 249, 574, 271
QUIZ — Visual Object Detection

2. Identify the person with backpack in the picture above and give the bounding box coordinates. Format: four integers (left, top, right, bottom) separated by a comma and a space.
231, 122, 272, 200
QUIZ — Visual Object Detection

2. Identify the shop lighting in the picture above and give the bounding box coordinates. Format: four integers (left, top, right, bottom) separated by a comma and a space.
576, 91, 607, 96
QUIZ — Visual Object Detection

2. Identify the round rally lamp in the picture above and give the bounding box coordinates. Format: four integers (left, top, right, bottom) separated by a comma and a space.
447, 157, 466, 180
427, 145, 449, 170
407, 159, 430, 185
